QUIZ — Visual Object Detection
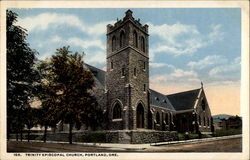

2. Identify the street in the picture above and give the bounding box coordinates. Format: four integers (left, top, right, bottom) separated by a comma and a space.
7, 137, 241, 152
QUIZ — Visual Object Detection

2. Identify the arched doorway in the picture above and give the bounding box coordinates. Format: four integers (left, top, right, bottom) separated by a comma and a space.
180, 117, 188, 133
136, 103, 144, 128
113, 103, 122, 119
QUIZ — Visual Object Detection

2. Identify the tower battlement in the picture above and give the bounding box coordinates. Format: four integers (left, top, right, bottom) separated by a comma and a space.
107, 9, 148, 34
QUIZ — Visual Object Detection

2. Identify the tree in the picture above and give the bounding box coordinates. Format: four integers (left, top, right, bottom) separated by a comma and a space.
36, 60, 59, 143
24, 107, 39, 142
42, 46, 98, 144
7, 10, 39, 140
38, 96, 59, 143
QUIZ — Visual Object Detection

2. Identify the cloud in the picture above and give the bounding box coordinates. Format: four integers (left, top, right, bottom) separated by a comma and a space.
49, 35, 106, 65
16, 12, 114, 36
38, 52, 52, 61
171, 68, 198, 78
51, 35, 62, 43
17, 13, 83, 31
67, 37, 105, 50
36, 35, 106, 66
207, 24, 224, 44
208, 57, 240, 76
50, 35, 105, 51
149, 22, 199, 45
150, 65, 199, 85
87, 21, 114, 36
187, 55, 227, 70
86, 51, 106, 64
148, 23, 224, 59
149, 62, 174, 68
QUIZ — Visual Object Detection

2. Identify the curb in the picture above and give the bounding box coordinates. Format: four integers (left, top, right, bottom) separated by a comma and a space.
150, 134, 242, 146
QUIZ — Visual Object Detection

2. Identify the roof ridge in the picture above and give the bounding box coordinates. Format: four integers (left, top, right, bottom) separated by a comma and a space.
149, 88, 166, 96
85, 63, 106, 73
166, 88, 201, 96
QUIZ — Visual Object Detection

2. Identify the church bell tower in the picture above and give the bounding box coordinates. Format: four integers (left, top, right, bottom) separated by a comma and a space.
106, 10, 149, 130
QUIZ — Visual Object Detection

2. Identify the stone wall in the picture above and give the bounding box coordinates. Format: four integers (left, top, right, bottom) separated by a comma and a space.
131, 130, 176, 144
109, 120, 124, 130
45, 130, 177, 144
151, 106, 175, 131
105, 130, 132, 143
106, 49, 130, 130
129, 48, 149, 129
105, 130, 177, 144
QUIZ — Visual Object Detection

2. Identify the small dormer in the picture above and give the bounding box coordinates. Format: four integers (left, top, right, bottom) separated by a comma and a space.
155, 97, 159, 101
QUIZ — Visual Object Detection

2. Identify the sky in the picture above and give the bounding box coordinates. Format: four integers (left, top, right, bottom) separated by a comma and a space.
11, 8, 241, 116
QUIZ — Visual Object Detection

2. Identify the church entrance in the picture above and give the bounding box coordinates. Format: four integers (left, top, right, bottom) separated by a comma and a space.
136, 103, 144, 128
180, 117, 189, 133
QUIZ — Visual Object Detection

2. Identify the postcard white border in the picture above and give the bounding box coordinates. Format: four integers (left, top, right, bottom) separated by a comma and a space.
0, 1, 249, 160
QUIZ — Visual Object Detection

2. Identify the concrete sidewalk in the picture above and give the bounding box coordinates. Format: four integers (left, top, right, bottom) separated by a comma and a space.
9, 134, 242, 150
150, 134, 242, 146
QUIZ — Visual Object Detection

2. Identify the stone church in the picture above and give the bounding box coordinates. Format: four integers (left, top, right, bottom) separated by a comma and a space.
58, 10, 213, 143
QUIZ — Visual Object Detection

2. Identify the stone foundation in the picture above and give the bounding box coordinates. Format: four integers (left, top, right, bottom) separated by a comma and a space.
46, 130, 177, 144
106, 130, 177, 144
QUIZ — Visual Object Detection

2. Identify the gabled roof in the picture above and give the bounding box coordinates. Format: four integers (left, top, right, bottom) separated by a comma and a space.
166, 88, 201, 111
85, 64, 105, 87
149, 89, 175, 111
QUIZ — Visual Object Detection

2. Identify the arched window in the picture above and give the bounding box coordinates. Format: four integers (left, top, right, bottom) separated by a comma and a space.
143, 84, 146, 92
121, 68, 125, 76
113, 103, 122, 119
112, 36, 116, 51
134, 68, 137, 76
202, 99, 206, 111
199, 115, 201, 125
133, 31, 138, 47
207, 117, 210, 126
141, 36, 145, 52
120, 31, 125, 48
111, 62, 113, 69
204, 116, 206, 126
156, 112, 160, 124
165, 113, 169, 124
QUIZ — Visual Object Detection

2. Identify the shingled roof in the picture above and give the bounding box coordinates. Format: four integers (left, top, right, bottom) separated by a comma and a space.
85, 64, 106, 87
149, 89, 175, 110
166, 88, 201, 111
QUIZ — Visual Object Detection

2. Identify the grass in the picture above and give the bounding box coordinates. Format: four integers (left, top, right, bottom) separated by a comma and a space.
213, 128, 242, 137
176, 133, 201, 140
9, 134, 44, 141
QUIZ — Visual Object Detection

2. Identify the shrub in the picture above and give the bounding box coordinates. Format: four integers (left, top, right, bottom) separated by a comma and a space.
188, 133, 199, 139
177, 133, 185, 141
8, 134, 16, 139
34, 135, 44, 141
176, 133, 201, 140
